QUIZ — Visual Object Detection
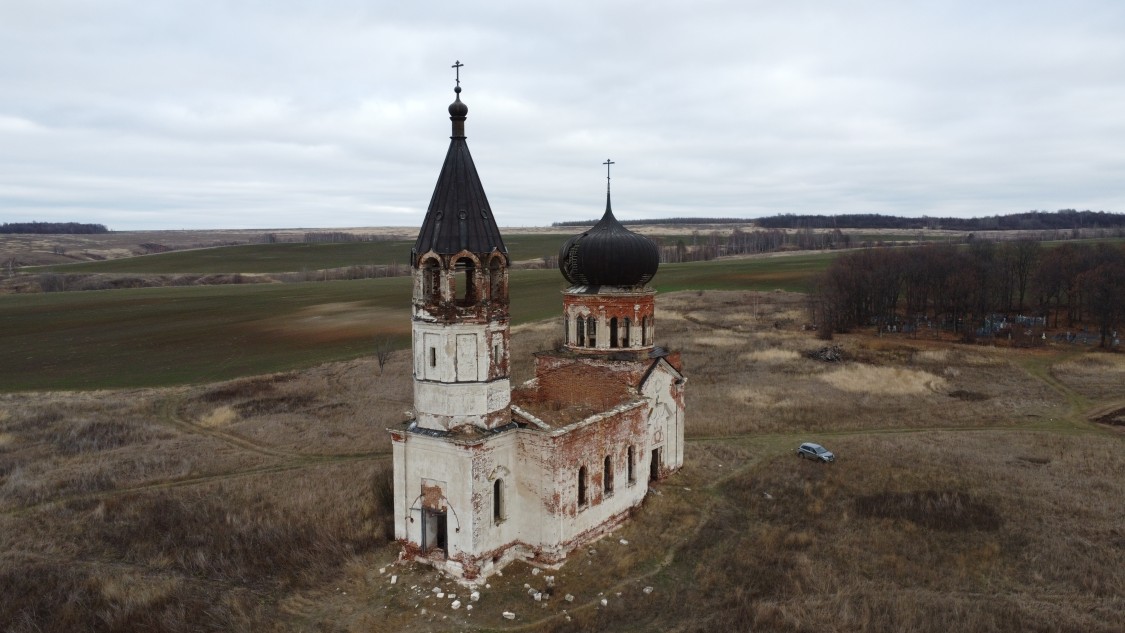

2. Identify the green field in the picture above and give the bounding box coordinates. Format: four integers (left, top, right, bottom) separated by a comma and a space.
35, 234, 579, 274
0, 253, 834, 391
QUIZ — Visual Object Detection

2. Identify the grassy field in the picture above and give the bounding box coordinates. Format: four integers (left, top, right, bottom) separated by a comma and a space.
30, 231, 634, 273
34, 234, 575, 274
0, 253, 832, 391
1, 290, 1121, 632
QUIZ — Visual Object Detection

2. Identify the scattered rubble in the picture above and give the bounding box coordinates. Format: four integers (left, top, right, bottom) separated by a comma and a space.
503, 611, 516, 620
643, 586, 654, 595
451, 600, 461, 610
564, 594, 575, 602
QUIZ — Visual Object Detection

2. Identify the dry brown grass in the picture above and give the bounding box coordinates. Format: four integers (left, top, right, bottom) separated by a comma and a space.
654, 291, 1069, 437
544, 432, 1124, 633
1, 289, 1122, 632
819, 364, 949, 395
1052, 352, 1125, 400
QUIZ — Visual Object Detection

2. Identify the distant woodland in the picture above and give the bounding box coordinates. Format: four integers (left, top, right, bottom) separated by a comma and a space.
1, 222, 109, 234
811, 240, 1125, 348
553, 210, 1125, 231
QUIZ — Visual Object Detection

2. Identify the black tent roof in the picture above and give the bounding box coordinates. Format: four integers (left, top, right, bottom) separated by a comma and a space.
412, 86, 507, 265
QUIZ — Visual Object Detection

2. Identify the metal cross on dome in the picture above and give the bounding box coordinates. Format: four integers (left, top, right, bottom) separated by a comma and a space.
604, 159, 615, 193
452, 60, 463, 87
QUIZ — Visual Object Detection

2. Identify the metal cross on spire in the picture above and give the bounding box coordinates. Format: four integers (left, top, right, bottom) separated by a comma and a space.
452, 60, 464, 87
603, 159, 615, 194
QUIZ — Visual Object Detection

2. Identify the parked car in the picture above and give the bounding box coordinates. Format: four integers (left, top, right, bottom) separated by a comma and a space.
796, 442, 835, 462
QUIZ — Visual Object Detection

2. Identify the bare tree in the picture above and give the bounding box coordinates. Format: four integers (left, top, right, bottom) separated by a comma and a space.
374, 336, 396, 374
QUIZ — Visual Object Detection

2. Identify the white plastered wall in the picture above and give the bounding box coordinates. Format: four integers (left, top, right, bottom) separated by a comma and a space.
412, 320, 511, 430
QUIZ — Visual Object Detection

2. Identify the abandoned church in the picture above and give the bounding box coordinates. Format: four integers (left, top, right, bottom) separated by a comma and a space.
390, 69, 686, 582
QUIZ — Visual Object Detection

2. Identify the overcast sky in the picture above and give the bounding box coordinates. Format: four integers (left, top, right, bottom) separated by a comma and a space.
1, 1, 1123, 230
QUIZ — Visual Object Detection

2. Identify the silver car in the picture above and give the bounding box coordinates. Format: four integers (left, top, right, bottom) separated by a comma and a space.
796, 442, 835, 462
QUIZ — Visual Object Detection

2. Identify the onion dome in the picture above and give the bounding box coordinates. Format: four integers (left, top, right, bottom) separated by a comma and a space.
448, 86, 469, 119
559, 167, 659, 286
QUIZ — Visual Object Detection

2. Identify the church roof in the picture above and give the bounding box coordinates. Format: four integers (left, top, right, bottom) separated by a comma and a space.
558, 165, 659, 287
412, 77, 507, 265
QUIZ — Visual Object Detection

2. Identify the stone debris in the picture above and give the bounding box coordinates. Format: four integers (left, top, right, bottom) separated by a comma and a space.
379, 567, 386, 575
390, 575, 397, 585
564, 594, 575, 602
432, 587, 441, 594
619, 539, 629, 545
470, 591, 480, 602
533, 592, 542, 602
485, 584, 491, 589
436, 592, 444, 599
600, 598, 608, 607
763, 492, 773, 499
448, 593, 456, 600
643, 586, 654, 595
523, 583, 531, 590
503, 611, 516, 620
806, 345, 844, 362
545, 576, 555, 587
531, 568, 540, 576
466, 605, 473, 611
451, 600, 461, 610
420, 608, 427, 616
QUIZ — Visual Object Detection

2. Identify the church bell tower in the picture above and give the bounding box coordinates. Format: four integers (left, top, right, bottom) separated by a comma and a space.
409, 62, 511, 432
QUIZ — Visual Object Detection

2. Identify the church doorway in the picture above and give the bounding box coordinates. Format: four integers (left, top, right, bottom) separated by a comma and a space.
650, 447, 662, 482
422, 508, 448, 556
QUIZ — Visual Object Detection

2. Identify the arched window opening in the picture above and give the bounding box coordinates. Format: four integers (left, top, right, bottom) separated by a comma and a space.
622, 317, 631, 348
564, 316, 570, 345
493, 478, 504, 523
641, 316, 648, 346
604, 455, 614, 495
488, 258, 504, 302
627, 446, 636, 484
423, 259, 441, 300
609, 317, 619, 348
576, 317, 585, 347
454, 259, 476, 305
578, 466, 587, 507
587, 316, 597, 348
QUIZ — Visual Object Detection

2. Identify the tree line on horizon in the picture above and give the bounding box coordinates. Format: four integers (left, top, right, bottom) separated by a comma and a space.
1, 222, 109, 234
811, 240, 1125, 348
552, 210, 1125, 231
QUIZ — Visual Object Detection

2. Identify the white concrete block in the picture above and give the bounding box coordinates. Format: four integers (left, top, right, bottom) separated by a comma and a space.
451, 600, 461, 610
502, 611, 516, 620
